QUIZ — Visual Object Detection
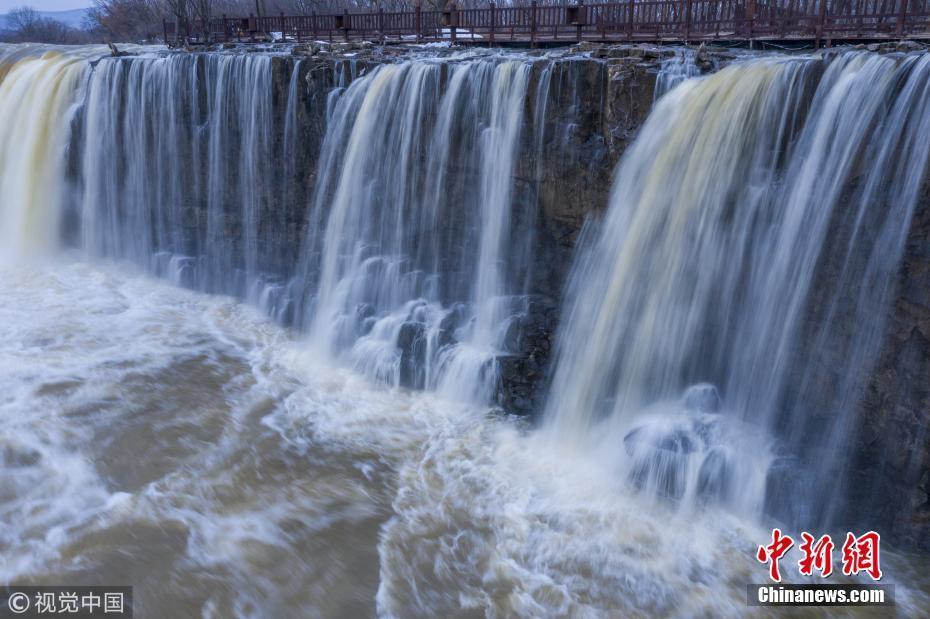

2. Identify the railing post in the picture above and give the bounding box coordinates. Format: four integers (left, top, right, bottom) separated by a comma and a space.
415, 3, 422, 43
490, 2, 496, 46
747, 0, 755, 39
343, 9, 349, 41
816, 0, 827, 48
897, 0, 908, 37
379, 8, 385, 42
312, 11, 317, 40
163, 18, 168, 45
780, 0, 788, 37
450, 3, 457, 44
627, 0, 634, 41
280, 11, 285, 40
531, 1, 538, 47
578, 0, 585, 42
685, 0, 692, 41
249, 12, 255, 42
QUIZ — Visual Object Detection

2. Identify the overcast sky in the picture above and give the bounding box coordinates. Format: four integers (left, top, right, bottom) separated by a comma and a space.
0, 0, 90, 12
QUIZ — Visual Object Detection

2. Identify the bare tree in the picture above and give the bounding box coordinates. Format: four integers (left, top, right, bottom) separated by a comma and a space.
90, 0, 163, 42
192, 0, 212, 39
6, 6, 41, 31
159, 0, 191, 44
3, 6, 85, 43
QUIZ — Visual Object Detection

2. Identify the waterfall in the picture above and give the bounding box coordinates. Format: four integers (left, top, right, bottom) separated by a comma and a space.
81, 53, 279, 300
6, 42, 930, 614
653, 48, 700, 98
543, 51, 930, 527
0, 47, 89, 261
5, 43, 929, 535
39, 49, 544, 406
301, 58, 534, 404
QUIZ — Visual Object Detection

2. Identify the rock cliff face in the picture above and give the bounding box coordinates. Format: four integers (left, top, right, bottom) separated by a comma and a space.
850, 188, 930, 549
502, 51, 661, 414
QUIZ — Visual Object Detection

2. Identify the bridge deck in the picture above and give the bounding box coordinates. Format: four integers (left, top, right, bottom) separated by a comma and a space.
164, 1, 930, 48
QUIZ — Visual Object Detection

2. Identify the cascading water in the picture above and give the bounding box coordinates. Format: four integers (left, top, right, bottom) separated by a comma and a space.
544, 51, 930, 529
72, 51, 542, 406
653, 48, 701, 98
299, 58, 535, 403
0, 47, 89, 261
80, 53, 279, 299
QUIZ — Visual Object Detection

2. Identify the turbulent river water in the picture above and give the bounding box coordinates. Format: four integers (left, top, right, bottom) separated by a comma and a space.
8, 259, 929, 618
3, 42, 930, 617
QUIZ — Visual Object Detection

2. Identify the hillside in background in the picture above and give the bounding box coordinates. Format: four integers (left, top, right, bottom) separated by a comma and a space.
0, 7, 91, 30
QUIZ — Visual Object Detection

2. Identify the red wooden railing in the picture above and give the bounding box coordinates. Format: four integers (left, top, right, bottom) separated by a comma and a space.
163, 0, 930, 47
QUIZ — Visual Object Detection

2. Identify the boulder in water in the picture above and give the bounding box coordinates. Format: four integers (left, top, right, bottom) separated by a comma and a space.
623, 425, 698, 456
623, 420, 699, 500
696, 447, 731, 502
437, 303, 467, 349
683, 383, 721, 413
355, 303, 376, 336
1, 444, 41, 467
397, 321, 427, 389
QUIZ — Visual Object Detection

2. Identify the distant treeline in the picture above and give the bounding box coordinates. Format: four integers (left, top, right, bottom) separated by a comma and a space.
1, 6, 99, 43
2, 0, 562, 44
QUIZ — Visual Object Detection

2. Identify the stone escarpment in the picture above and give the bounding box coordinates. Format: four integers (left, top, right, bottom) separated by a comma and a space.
851, 190, 930, 549
785, 173, 930, 550
502, 49, 666, 414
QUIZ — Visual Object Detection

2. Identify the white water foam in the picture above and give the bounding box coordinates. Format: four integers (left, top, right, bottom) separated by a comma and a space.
2, 260, 927, 617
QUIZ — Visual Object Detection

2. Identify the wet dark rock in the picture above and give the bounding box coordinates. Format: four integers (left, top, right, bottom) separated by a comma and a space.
438, 303, 467, 349
696, 447, 731, 502
627, 438, 690, 500
683, 383, 721, 414
840, 188, 930, 550
692, 414, 721, 448
496, 296, 559, 416
623, 425, 698, 456
764, 456, 811, 526
896, 40, 926, 52
695, 43, 718, 73
502, 319, 522, 352
397, 321, 427, 390
355, 303, 376, 336
1, 444, 41, 467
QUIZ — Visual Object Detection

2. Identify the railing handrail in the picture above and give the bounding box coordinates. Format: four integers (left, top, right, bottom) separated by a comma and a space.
163, 0, 930, 47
